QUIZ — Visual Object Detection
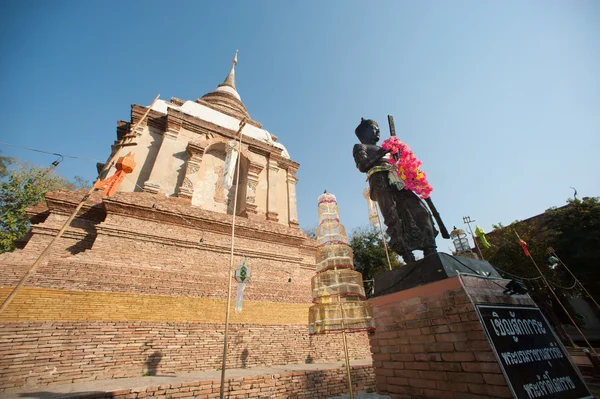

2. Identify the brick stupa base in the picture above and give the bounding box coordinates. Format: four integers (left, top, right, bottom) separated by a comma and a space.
0, 191, 372, 391
368, 275, 536, 399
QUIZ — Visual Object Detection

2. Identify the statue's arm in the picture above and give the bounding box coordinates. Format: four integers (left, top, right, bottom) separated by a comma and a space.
353, 144, 389, 173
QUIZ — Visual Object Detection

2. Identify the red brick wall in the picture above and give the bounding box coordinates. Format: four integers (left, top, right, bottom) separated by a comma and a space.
21, 365, 375, 399
0, 257, 314, 304
0, 191, 375, 392
0, 191, 317, 305
0, 321, 371, 391
368, 276, 532, 399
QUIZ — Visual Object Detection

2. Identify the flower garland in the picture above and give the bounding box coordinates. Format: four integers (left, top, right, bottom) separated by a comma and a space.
381, 137, 433, 199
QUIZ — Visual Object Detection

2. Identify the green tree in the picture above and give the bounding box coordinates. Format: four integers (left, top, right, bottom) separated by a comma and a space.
480, 197, 600, 337
349, 226, 403, 297
481, 197, 600, 302
71, 175, 92, 190
301, 225, 317, 240
481, 219, 559, 284
545, 197, 600, 303
480, 218, 576, 342
0, 150, 13, 178
0, 162, 81, 253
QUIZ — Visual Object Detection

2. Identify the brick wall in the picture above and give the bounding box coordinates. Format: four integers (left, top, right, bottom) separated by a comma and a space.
0, 256, 314, 304
21, 364, 376, 399
0, 287, 311, 323
0, 320, 371, 391
369, 276, 535, 399
0, 190, 375, 392
0, 191, 317, 305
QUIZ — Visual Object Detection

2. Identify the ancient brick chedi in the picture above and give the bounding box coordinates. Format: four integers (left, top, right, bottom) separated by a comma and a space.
0, 55, 370, 391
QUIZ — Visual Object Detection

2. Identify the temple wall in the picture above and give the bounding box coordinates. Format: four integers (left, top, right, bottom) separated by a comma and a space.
117, 126, 162, 193
0, 311, 371, 391
0, 260, 312, 304
151, 130, 188, 197
0, 192, 314, 298
276, 167, 289, 225
0, 86, 343, 391
256, 167, 268, 214
10, 365, 375, 399
0, 207, 368, 391
101, 106, 298, 229
193, 146, 226, 210
0, 191, 375, 391
0, 206, 102, 266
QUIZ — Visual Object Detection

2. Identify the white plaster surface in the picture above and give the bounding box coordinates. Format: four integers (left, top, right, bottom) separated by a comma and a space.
256, 168, 269, 213
276, 167, 289, 225
151, 100, 291, 159
160, 136, 188, 196
214, 84, 241, 100
117, 127, 161, 193
193, 150, 226, 211
143, 131, 188, 197
288, 178, 298, 223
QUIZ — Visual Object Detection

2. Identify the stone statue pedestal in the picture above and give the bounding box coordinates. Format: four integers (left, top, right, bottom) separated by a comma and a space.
368, 274, 593, 398
373, 253, 500, 297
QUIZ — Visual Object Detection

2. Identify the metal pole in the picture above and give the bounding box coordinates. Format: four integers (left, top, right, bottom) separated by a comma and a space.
463, 216, 484, 260
341, 329, 354, 399
339, 301, 354, 399
219, 118, 247, 399
0, 94, 160, 316
375, 203, 393, 271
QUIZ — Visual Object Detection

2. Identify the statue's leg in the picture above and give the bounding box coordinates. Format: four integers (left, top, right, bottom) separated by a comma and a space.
373, 191, 395, 230
374, 191, 403, 252
396, 190, 438, 254
423, 246, 437, 256
401, 251, 416, 264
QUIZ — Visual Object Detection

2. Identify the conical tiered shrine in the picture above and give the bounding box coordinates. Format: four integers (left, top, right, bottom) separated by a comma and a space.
309, 191, 375, 335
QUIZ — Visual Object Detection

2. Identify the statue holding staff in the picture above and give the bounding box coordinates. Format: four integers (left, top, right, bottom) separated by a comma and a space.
353, 118, 447, 263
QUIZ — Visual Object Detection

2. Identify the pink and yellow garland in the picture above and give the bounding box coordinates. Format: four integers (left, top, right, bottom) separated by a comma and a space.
381, 137, 433, 199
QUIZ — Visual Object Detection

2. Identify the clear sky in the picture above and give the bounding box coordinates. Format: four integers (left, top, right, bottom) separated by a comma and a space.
1, 1, 599, 252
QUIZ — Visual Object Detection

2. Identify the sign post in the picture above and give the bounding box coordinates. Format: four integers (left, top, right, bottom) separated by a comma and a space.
476, 305, 593, 399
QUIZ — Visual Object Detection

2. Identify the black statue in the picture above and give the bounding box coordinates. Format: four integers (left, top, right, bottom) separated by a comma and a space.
353, 118, 438, 263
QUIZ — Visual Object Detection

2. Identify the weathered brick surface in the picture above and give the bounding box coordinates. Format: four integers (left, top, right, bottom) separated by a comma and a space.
0, 191, 317, 304
0, 287, 310, 323
368, 276, 533, 398
2, 365, 376, 398
0, 321, 370, 391
0, 190, 374, 391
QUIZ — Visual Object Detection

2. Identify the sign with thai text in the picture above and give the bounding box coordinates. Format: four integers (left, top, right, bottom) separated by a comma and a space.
476, 305, 592, 399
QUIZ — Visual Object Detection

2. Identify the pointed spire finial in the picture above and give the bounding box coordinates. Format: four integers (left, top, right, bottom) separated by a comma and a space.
219, 50, 238, 90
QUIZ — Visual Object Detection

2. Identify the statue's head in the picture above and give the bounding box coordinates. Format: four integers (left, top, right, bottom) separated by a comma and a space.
355, 118, 380, 144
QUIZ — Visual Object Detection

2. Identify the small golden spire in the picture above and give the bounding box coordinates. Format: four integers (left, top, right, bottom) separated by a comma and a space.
219, 50, 238, 89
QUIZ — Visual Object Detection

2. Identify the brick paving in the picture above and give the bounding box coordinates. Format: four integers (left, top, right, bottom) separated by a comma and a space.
3, 359, 374, 399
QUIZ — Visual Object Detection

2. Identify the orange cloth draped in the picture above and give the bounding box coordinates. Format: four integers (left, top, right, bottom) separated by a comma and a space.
94, 153, 136, 197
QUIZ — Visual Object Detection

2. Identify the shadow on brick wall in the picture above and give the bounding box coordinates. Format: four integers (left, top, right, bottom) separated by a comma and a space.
145, 351, 163, 376
241, 348, 249, 368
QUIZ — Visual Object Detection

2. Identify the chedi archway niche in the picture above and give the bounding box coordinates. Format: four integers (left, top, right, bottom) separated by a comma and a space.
192, 141, 248, 216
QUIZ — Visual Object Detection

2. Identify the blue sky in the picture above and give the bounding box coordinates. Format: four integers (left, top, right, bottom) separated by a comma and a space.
1, 1, 599, 252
